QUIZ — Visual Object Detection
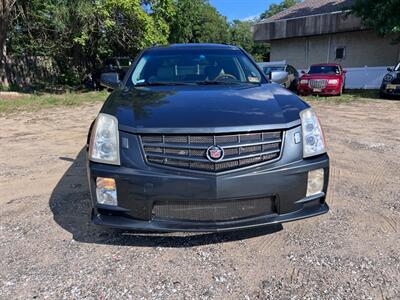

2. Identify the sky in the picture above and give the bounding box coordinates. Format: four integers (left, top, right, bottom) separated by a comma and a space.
209, 0, 281, 21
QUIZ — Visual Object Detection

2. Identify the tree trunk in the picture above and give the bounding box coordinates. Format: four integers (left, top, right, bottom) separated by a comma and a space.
0, 43, 9, 88
0, 0, 16, 88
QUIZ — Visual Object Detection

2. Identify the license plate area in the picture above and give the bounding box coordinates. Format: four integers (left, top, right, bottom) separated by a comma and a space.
386, 84, 400, 90
313, 88, 322, 92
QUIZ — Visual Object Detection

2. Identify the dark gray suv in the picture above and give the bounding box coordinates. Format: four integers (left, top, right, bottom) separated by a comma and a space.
87, 44, 329, 232
380, 62, 400, 98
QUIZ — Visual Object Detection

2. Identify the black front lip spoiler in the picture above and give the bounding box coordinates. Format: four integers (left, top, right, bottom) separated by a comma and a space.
91, 196, 329, 233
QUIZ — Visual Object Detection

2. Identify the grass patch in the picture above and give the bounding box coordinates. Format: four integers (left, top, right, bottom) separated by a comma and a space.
0, 91, 109, 114
302, 89, 381, 104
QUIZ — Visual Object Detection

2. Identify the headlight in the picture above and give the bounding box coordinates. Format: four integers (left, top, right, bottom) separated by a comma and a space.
300, 108, 326, 158
300, 79, 309, 85
328, 79, 339, 85
89, 113, 120, 165
383, 74, 393, 82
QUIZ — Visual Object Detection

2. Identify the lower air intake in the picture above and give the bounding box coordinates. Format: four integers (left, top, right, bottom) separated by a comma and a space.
152, 196, 276, 222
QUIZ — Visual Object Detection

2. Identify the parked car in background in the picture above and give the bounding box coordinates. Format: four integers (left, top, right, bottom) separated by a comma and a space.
258, 61, 299, 92
380, 62, 400, 98
102, 57, 133, 78
90, 44, 329, 232
298, 64, 346, 96
95, 57, 133, 89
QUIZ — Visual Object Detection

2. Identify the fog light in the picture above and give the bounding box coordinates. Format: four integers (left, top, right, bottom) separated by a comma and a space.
96, 177, 117, 205
307, 169, 324, 197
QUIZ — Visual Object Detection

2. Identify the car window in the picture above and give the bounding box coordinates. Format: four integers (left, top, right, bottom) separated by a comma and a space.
262, 66, 284, 75
129, 49, 264, 86
309, 65, 340, 75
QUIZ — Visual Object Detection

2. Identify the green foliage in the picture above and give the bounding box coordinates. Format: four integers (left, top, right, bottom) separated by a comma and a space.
351, 0, 400, 40
229, 20, 269, 61
6, 0, 272, 88
168, 0, 229, 44
303, 90, 381, 104
7, 0, 175, 86
230, 20, 254, 52
260, 0, 301, 19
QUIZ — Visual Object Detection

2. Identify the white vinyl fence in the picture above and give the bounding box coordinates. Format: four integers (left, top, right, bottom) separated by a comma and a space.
343, 66, 389, 89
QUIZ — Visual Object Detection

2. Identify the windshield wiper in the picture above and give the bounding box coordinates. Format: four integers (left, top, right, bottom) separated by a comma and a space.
195, 80, 246, 85
135, 82, 195, 87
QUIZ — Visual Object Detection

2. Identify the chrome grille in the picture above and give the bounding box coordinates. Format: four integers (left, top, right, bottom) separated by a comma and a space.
309, 79, 328, 89
140, 131, 283, 172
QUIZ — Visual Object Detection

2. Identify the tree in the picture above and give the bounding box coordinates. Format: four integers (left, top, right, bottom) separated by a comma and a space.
230, 20, 254, 52
351, 0, 400, 40
168, 0, 229, 44
0, 0, 16, 87
6, 0, 175, 86
260, 0, 301, 20
229, 19, 269, 61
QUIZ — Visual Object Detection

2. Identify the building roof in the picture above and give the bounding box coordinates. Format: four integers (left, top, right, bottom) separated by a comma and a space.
253, 0, 363, 42
263, 0, 355, 23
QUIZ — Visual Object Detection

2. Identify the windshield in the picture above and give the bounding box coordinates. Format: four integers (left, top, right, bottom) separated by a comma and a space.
262, 66, 284, 74
395, 62, 400, 71
309, 65, 340, 75
128, 48, 264, 86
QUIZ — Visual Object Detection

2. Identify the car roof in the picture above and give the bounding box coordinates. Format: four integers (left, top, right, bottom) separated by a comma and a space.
146, 43, 240, 52
258, 62, 287, 67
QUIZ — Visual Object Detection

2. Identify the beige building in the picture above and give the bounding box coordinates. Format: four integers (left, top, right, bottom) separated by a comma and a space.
253, 0, 400, 69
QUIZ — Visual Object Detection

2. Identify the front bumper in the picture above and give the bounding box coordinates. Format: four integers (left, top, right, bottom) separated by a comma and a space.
380, 84, 400, 96
88, 153, 330, 232
298, 86, 340, 96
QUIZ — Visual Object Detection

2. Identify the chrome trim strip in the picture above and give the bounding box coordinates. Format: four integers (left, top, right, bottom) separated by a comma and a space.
142, 138, 282, 150
120, 119, 301, 134
295, 192, 325, 204
146, 149, 281, 163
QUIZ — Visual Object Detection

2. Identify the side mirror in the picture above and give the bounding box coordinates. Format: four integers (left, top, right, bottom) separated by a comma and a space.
270, 71, 289, 85
301, 70, 306, 75
387, 67, 393, 72
343, 70, 347, 74
100, 72, 121, 90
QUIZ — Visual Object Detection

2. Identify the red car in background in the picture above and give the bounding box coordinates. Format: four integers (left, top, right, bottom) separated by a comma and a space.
298, 64, 346, 96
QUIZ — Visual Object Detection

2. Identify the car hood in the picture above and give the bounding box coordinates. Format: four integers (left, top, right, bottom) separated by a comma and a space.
101, 84, 308, 133
301, 74, 341, 80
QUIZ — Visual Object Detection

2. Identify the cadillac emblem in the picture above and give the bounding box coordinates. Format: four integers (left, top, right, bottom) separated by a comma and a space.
206, 145, 224, 162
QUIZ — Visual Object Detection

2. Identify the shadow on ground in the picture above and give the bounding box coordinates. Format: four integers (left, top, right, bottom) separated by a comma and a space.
50, 147, 282, 247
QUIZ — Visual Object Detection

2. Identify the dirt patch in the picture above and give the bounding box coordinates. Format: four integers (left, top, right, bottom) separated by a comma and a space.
0, 91, 25, 100
0, 99, 399, 299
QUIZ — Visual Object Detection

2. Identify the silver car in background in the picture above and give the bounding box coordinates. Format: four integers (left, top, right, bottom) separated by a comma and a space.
258, 61, 299, 92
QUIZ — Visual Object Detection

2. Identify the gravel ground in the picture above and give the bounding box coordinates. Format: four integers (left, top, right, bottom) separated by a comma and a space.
0, 98, 399, 299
